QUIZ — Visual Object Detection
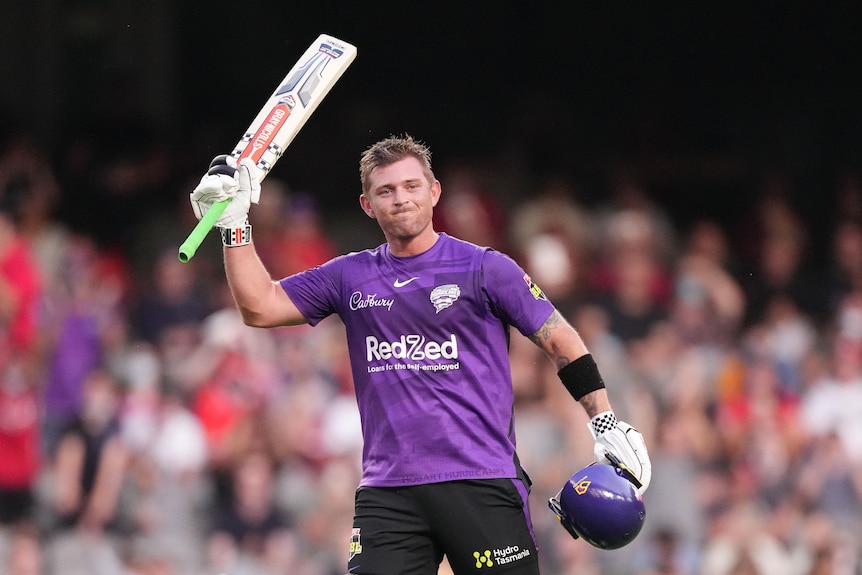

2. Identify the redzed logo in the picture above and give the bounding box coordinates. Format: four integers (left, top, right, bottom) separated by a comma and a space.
365, 334, 458, 361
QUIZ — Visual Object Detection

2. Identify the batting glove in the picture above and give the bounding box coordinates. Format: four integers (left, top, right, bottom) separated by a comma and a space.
590, 411, 651, 494
190, 155, 261, 228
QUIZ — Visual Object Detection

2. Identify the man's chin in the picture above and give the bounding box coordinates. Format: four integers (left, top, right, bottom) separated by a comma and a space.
385, 219, 422, 237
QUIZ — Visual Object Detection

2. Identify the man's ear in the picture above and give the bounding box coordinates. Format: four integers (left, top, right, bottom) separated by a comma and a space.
359, 193, 376, 219
430, 180, 442, 208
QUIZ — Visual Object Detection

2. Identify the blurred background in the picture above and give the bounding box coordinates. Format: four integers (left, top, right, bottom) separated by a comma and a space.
1, 2, 862, 574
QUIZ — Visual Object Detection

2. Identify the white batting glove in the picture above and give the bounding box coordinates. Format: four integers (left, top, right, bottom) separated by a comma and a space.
589, 411, 651, 494
189, 156, 261, 228
190, 155, 237, 220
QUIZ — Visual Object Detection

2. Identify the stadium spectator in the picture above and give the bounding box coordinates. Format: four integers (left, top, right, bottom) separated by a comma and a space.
509, 175, 596, 317
45, 367, 130, 534
208, 449, 292, 567
589, 206, 673, 344
432, 161, 509, 251
0, 168, 42, 360
799, 299, 862, 464
737, 190, 830, 327
40, 235, 129, 456
0, 358, 40, 528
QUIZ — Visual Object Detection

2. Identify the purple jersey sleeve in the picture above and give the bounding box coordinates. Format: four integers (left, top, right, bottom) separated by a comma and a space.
278, 254, 349, 326
480, 248, 555, 337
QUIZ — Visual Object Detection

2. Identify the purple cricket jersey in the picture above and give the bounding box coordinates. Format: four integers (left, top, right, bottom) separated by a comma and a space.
280, 233, 554, 487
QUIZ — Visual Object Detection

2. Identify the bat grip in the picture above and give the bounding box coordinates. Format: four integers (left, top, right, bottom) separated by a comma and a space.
178, 199, 231, 262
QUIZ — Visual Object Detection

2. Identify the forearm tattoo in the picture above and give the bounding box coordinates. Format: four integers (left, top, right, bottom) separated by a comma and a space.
528, 309, 561, 345
579, 392, 600, 412
528, 310, 573, 370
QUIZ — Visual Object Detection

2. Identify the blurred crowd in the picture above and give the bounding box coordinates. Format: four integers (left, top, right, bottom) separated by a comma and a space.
1, 127, 861, 575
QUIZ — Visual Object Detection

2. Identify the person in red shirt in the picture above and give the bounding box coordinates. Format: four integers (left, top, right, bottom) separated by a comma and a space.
0, 367, 40, 526
0, 178, 43, 526
0, 180, 42, 355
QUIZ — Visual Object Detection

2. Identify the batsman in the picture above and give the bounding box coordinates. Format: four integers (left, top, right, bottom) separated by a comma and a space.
189, 134, 651, 574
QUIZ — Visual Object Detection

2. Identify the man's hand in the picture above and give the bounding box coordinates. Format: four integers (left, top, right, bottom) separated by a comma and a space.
189, 156, 261, 228
589, 412, 651, 494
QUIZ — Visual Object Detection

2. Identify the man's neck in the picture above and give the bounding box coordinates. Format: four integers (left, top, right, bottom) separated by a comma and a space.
388, 230, 440, 257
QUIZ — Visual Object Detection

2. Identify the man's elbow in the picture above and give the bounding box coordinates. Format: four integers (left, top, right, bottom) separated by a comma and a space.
239, 307, 274, 328
233, 283, 305, 328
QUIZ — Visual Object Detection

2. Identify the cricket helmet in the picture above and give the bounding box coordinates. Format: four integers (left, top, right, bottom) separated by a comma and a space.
548, 463, 646, 550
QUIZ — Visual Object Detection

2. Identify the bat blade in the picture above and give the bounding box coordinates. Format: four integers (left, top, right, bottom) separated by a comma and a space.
178, 34, 357, 262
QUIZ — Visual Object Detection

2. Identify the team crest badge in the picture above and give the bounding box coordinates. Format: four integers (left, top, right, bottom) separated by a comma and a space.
573, 477, 591, 495
430, 284, 461, 313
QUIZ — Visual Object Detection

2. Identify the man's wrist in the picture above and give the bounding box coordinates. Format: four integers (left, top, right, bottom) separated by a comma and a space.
557, 354, 606, 401
219, 224, 252, 247
589, 411, 617, 436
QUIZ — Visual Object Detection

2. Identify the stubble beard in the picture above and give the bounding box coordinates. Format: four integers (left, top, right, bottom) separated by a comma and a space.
384, 212, 431, 244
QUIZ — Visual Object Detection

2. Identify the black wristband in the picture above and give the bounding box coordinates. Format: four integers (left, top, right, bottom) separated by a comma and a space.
557, 354, 605, 401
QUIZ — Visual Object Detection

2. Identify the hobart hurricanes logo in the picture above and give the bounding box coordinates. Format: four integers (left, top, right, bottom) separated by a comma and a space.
430, 284, 461, 313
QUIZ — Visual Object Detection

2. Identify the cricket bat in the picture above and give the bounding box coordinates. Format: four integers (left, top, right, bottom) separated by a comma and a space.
178, 33, 357, 262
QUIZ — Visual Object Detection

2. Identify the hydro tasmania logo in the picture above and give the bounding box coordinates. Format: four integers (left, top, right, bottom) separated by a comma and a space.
472, 546, 531, 568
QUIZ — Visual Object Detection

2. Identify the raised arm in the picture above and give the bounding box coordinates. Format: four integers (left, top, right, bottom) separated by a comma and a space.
189, 156, 309, 327
222, 243, 307, 327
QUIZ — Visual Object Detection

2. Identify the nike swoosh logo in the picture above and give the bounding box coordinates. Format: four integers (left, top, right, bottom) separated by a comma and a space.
393, 277, 419, 288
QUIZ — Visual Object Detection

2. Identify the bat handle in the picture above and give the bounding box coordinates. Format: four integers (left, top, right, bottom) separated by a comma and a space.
178, 199, 231, 262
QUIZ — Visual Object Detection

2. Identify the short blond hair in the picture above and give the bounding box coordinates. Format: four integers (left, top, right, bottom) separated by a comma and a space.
359, 134, 434, 194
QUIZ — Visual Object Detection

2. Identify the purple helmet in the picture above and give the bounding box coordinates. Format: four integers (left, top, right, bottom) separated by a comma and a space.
548, 463, 646, 549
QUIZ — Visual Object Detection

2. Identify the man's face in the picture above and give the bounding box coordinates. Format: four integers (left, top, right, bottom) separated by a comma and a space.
360, 156, 441, 241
